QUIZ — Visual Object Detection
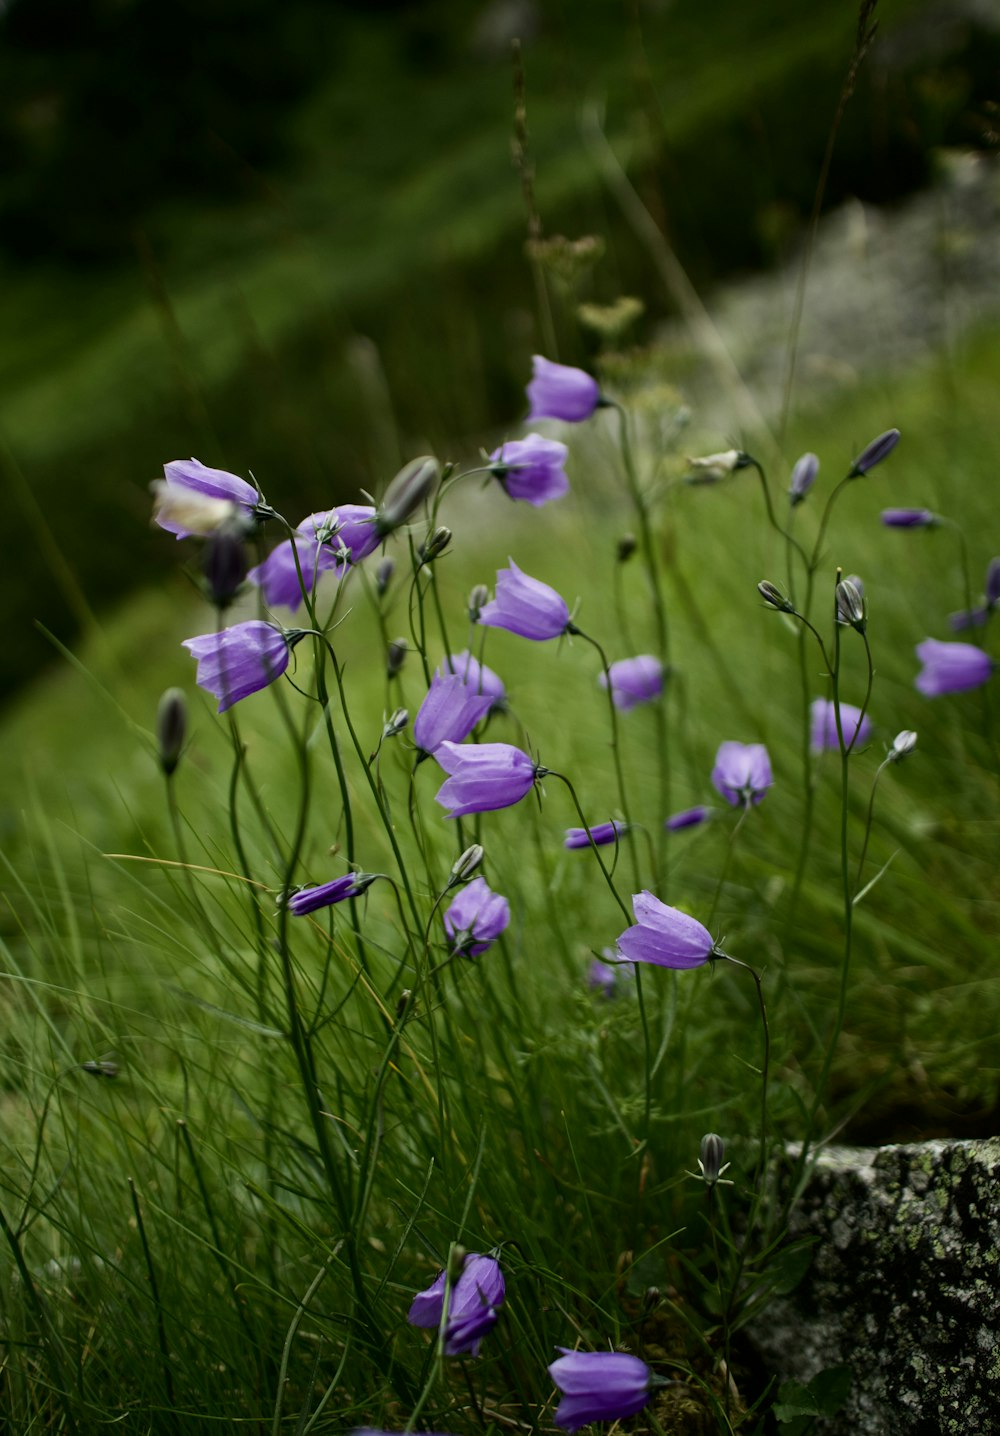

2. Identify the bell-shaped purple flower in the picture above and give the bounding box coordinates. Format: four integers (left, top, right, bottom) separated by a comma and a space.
477, 560, 570, 641
182, 621, 291, 713
248, 506, 379, 611
616, 891, 715, 970
407, 1253, 505, 1356
443, 877, 510, 957
526, 356, 601, 423
548, 1349, 652, 1432
810, 698, 872, 752
439, 651, 506, 711
414, 673, 493, 757
881, 508, 937, 528
788, 452, 819, 505
154, 458, 260, 539
435, 742, 539, 818
851, 428, 900, 475
286, 873, 375, 917
711, 741, 773, 806
490, 434, 570, 506
598, 656, 664, 711
665, 805, 714, 832
564, 820, 627, 850
915, 639, 994, 697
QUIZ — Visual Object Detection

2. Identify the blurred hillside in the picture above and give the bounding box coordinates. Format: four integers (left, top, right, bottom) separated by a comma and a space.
1, 0, 998, 699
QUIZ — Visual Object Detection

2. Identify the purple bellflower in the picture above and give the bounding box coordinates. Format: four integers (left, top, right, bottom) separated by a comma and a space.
548, 1349, 653, 1432
810, 698, 872, 752
788, 452, 819, 505
851, 428, 900, 475
407, 1253, 505, 1357
443, 877, 510, 957
248, 506, 379, 611
616, 891, 715, 970
154, 458, 261, 539
564, 820, 627, 850
526, 356, 601, 423
665, 805, 714, 832
711, 741, 773, 806
598, 655, 664, 711
434, 741, 540, 818
439, 651, 506, 711
489, 434, 570, 506
182, 621, 293, 713
286, 873, 376, 916
477, 561, 571, 641
915, 639, 994, 697
414, 672, 493, 757
881, 508, 937, 528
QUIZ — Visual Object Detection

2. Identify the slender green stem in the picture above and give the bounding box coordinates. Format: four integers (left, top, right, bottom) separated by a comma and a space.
571, 627, 642, 891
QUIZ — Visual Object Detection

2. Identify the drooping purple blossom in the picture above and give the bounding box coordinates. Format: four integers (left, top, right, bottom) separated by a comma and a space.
414, 673, 493, 757
665, 805, 714, 832
810, 698, 872, 752
434, 742, 540, 818
443, 877, 510, 957
526, 356, 601, 423
564, 820, 628, 850
548, 1348, 653, 1432
286, 873, 375, 916
914, 639, 994, 697
248, 506, 379, 611
439, 651, 506, 711
477, 561, 570, 641
880, 508, 937, 528
788, 452, 819, 505
850, 428, 900, 475
489, 434, 570, 506
154, 458, 260, 539
407, 1253, 505, 1356
588, 953, 635, 998
182, 621, 292, 713
711, 742, 773, 807
616, 891, 715, 970
598, 656, 664, 711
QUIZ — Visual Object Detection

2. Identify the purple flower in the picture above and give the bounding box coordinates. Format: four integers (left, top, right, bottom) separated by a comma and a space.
407, 1253, 505, 1356
588, 954, 635, 998
154, 458, 260, 539
477, 561, 570, 641
286, 874, 374, 916
851, 428, 900, 475
810, 698, 872, 752
564, 820, 627, 850
616, 891, 715, 970
598, 655, 664, 711
526, 356, 601, 423
182, 621, 291, 713
434, 742, 540, 818
949, 606, 989, 632
414, 673, 493, 757
490, 434, 570, 506
711, 741, 773, 807
440, 651, 506, 711
788, 452, 819, 505
987, 557, 1000, 608
548, 1349, 652, 1432
881, 508, 937, 528
915, 639, 994, 697
443, 877, 510, 957
248, 506, 379, 611
665, 805, 713, 832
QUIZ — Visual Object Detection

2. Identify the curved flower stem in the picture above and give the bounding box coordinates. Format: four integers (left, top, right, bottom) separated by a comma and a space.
406, 538, 434, 688
707, 800, 751, 932
805, 472, 853, 620
745, 457, 810, 574
571, 627, 642, 892
854, 758, 889, 898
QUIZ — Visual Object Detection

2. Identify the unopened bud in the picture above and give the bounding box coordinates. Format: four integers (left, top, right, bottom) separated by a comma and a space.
377, 456, 440, 533
450, 844, 484, 883
157, 688, 187, 777
835, 577, 867, 632
468, 584, 490, 622
616, 533, 637, 563
698, 1133, 729, 1187
387, 638, 408, 678
788, 452, 819, 505
375, 557, 395, 597
685, 449, 750, 483
850, 427, 900, 476
383, 708, 408, 739
418, 526, 452, 565
202, 527, 247, 608
888, 730, 917, 762
757, 580, 796, 614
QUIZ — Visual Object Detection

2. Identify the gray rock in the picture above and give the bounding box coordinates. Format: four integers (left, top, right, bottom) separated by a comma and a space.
750, 1139, 1000, 1435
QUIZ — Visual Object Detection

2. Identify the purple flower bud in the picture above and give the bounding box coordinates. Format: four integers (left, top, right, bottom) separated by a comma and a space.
202, 526, 248, 608
156, 688, 187, 777
948, 606, 989, 632
387, 638, 408, 678
377, 456, 440, 533
477, 560, 570, 641
564, 820, 628, 850
154, 458, 260, 539
440, 651, 506, 711
851, 428, 900, 476
434, 742, 540, 818
286, 873, 376, 916
810, 698, 872, 752
888, 730, 917, 762
407, 1253, 505, 1356
665, 805, 713, 832
489, 433, 570, 506
383, 708, 409, 739
758, 580, 796, 613
915, 639, 994, 697
450, 844, 484, 882
836, 574, 865, 626
598, 656, 664, 711
698, 1133, 728, 1186
616, 891, 715, 970
248, 506, 379, 611
616, 533, 637, 563
526, 355, 601, 423
375, 557, 395, 597
443, 876, 510, 956
182, 621, 292, 713
468, 585, 490, 622
418, 526, 452, 565
414, 672, 493, 757
880, 508, 937, 528
711, 742, 773, 807
548, 1348, 652, 1431
788, 452, 819, 505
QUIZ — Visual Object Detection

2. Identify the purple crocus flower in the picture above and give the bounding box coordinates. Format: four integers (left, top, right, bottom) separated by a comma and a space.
414, 673, 493, 757
548, 1349, 652, 1432
616, 891, 715, 970
440, 651, 506, 711
434, 742, 540, 818
711, 741, 773, 806
526, 356, 601, 423
443, 877, 510, 957
851, 428, 900, 475
407, 1253, 505, 1356
598, 656, 664, 711
881, 508, 937, 528
490, 434, 570, 506
154, 458, 260, 539
915, 639, 994, 697
810, 698, 872, 752
248, 506, 379, 611
286, 873, 375, 916
564, 820, 627, 850
477, 561, 571, 641
182, 621, 292, 713
788, 452, 819, 505
665, 805, 713, 832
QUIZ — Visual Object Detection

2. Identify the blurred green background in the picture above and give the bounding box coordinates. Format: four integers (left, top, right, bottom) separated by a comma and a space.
1, 0, 998, 701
